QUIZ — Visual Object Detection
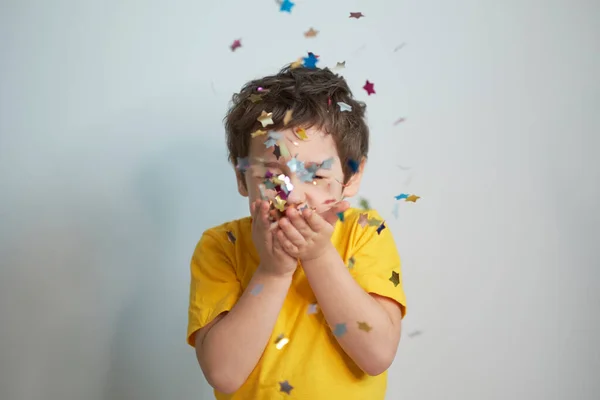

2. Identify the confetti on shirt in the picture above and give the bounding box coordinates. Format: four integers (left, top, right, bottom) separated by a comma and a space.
304, 27, 319, 37
226, 231, 236, 244
307, 303, 319, 314
274, 333, 290, 349
279, 0, 294, 13
230, 39, 242, 52
347, 256, 356, 269
337, 102, 352, 112
357, 213, 368, 228
349, 12, 365, 19
257, 111, 274, 127
333, 323, 348, 337
279, 380, 294, 394
357, 321, 372, 332
389, 271, 400, 287
250, 283, 264, 295
376, 221, 386, 235
363, 80, 376, 95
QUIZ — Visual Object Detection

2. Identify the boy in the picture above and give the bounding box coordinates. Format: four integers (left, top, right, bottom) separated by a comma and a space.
187, 65, 407, 399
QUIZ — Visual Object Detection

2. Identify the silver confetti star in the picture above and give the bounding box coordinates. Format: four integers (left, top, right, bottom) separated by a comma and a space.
337, 102, 352, 112
264, 131, 282, 148
307, 303, 319, 314
333, 323, 347, 337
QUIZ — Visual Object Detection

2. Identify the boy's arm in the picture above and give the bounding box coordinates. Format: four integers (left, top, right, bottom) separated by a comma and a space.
301, 246, 403, 376
194, 267, 292, 394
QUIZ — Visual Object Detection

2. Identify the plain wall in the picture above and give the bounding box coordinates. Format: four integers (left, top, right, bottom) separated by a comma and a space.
1, 0, 598, 399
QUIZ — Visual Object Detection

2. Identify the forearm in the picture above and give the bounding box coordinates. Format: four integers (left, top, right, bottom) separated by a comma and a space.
202, 268, 292, 392
302, 246, 399, 375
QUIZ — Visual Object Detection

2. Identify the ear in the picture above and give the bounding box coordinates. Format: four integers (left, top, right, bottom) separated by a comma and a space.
235, 169, 249, 197
341, 157, 366, 198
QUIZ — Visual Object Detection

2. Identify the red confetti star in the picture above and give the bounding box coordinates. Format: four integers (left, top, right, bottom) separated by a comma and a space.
349, 12, 364, 19
363, 80, 375, 95
230, 39, 242, 52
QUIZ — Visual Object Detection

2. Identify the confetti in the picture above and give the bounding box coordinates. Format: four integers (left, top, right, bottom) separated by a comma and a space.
249, 94, 263, 103
376, 222, 386, 235
394, 194, 409, 200
357, 213, 368, 228
307, 303, 319, 314
251, 129, 267, 138
358, 198, 370, 210
406, 194, 420, 202
363, 80, 376, 95
274, 333, 290, 350
337, 212, 345, 221
273, 145, 282, 160
394, 43, 406, 52
337, 102, 352, 112
394, 117, 406, 125
320, 157, 334, 169
333, 61, 346, 70
264, 131, 282, 148
367, 218, 383, 227
408, 330, 423, 338
226, 231, 236, 244
283, 109, 293, 125
257, 111, 274, 128
333, 323, 347, 337
347, 159, 360, 173
290, 58, 303, 69
273, 195, 287, 211
391, 203, 399, 219
287, 156, 304, 173
279, 380, 294, 395
230, 39, 242, 52
250, 283, 264, 295
294, 127, 309, 140
357, 322, 372, 332
236, 157, 249, 172
389, 271, 400, 287
279, 0, 294, 13
278, 141, 291, 158
347, 256, 355, 269
303, 52, 319, 68
304, 27, 319, 37
349, 12, 365, 19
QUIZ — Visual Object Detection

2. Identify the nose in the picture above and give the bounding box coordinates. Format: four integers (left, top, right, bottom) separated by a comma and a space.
285, 175, 307, 206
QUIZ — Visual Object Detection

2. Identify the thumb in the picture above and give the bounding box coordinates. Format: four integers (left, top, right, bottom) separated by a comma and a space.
322, 200, 350, 225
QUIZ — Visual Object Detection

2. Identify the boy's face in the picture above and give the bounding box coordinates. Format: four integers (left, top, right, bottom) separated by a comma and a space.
236, 127, 364, 215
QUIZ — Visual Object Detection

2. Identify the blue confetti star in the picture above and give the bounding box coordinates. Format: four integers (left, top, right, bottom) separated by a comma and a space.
303, 52, 319, 68
280, 0, 295, 13
333, 323, 347, 337
394, 193, 409, 200
286, 156, 304, 173
347, 159, 359, 173
376, 222, 386, 235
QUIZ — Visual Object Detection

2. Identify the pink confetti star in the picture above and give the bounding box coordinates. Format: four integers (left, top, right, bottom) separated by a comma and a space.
230, 39, 242, 52
363, 80, 376, 95
349, 12, 365, 19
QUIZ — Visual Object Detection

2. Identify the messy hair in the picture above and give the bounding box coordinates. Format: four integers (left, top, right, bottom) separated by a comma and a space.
224, 65, 369, 183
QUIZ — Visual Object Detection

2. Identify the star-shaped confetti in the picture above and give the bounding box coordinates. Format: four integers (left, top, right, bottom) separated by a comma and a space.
273, 195, 287, 211
279, 380, 294, 394
290, 58, 303, 69
251, 283, 264, 295
406, 194, 420, 202
320, 157, 334, 169
294, 127, 308, 140
304, 27, 319, 37
257, 111, 274, 128
307, 303, 319, 314
389, 271, 400, 287
249, 93, 263, 103
347, 159, 359, 173
283, 109, 293, 125
279, 0, 294, 13
303, 52, 319, 68
358, 198, 370, 210
337, 102, 352, 112
348, 256, 356, 269
368, 218, 383, 227
274, 333, 290, 350
357, 213, 368, 228
337, 211, 345, 221
226, 231, 236, 244
394, 193, 409, 200
363, 80, 376, 95
236, 157, 249, 172
251, 129, 267, 138
333, 61, 346, 70
230, 39, 241, 52
273, 144, 282, 160
264, 131, 282, 148
376, 222, 386, 235
333, 323, 347, 337
357, 321, 372, 332
349, 12, 364, 19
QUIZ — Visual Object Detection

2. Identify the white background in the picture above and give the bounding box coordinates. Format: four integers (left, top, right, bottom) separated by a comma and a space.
1, 0, 598, 399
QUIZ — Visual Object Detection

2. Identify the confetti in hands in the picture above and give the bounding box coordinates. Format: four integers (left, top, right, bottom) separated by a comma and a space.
274, 200, 350, 262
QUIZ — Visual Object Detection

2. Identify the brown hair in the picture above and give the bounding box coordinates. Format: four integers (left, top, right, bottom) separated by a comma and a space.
224, 64, 369, 183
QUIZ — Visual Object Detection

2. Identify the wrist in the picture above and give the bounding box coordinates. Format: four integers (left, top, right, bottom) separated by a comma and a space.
300, 243, 338, 266
255, 265, 295, 281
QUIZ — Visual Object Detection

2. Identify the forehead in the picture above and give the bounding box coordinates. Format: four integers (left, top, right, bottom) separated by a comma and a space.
249, 126, 339, 163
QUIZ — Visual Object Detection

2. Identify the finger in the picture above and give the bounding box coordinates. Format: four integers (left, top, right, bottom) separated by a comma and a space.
322, 200, 350, 226
286, 207, 313, 236
255, 200, 270, 228
277, 229, 299, 255
278, 216, 306, 247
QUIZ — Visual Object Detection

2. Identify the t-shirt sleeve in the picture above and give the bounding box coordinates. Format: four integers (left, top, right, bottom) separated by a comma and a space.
187, 229, 242, 347
346, 210, 407, 318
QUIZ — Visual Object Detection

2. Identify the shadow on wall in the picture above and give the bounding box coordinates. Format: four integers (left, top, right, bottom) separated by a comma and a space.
103, 136, 242, 400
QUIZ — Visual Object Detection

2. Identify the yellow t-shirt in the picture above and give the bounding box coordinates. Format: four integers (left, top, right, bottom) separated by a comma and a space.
187, 208, 407, 400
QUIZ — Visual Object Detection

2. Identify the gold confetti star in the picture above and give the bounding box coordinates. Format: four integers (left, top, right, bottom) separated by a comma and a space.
347, 256, 355, 269
257, 110, 274, 128
290, 58, 303, 69
304, 27, 319, 37
274, 333, 290, 350
389, 271, 400, 287
249, 93, 263, 103
357, 213, 368, 228
273, 195, 287, 212
406, 194, 420, 202
368, 218, 383, 227
283, 109, 293, 125
357, 321, 372, 332
294, 127, 308, 140
251, 129, 267, 138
